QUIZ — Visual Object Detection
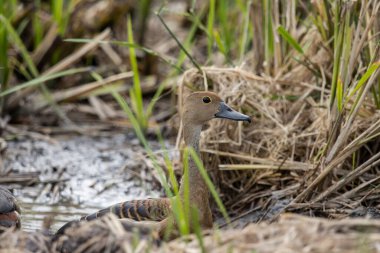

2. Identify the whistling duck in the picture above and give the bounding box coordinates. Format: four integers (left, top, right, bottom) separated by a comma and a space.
57, 91, 251, 237
0, 186, 21, 230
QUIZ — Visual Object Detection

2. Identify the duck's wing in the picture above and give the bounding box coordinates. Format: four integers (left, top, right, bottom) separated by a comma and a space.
81, 198, 172, 222
55, 198, 172, 236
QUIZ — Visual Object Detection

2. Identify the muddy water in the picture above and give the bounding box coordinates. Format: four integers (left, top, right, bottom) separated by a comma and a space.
3, 132, 170, 233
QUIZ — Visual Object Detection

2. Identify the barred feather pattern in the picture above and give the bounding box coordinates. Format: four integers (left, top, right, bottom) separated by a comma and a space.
80, 198, 171, 222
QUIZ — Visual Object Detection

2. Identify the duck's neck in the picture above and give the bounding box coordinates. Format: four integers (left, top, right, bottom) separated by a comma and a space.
179, 122, 208, 198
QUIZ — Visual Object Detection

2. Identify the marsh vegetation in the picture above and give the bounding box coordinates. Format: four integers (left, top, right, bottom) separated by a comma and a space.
0, 0, 379, 252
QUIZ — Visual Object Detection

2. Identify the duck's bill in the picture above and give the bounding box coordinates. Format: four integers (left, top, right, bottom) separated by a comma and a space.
215, 102, 251, 123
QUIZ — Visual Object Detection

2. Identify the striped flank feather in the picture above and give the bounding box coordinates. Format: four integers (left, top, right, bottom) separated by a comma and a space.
80, 198, 171, 222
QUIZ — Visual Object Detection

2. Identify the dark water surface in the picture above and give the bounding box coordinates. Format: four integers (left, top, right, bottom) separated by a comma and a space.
3, 133, 170, 233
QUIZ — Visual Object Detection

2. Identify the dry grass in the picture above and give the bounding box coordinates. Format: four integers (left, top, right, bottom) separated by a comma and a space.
177, 65, 379, 218
3, 214, 379, 253
169, 1, 380, 220
164, 213, 380, 253
0, 227, 51, 253
52, 215, 157, 253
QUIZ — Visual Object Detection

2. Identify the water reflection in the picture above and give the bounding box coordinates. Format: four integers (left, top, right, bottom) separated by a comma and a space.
4, 133, 169, 232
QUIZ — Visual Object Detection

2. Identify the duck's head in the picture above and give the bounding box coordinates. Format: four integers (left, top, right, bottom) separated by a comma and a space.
182, 92, 251, 126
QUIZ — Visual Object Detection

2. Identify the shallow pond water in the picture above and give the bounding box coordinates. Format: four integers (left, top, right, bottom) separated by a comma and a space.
3, 132, 171, 233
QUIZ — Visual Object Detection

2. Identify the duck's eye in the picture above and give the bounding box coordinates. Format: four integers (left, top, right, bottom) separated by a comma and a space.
202, 96, 211, 103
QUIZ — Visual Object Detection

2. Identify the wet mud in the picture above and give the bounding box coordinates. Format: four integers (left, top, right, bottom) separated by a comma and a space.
3, 132, 168, 233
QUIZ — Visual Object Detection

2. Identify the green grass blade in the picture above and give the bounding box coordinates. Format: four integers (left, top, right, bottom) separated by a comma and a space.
170, 198, 188, 236
145, 81, 166, 120
0, 25, 9, 90
0, 0, 17, 19
175, 7, 206, 71
62, 0, 74, 35
277, 25, 304, 54
127, 15, 146, 130
156, 5, 202, 72
191, 207, 206, 253
207, 0, 216, 57
348, 67, 380, 117
111, 91, 173, 197
0, 14, 38, 77
51, 0, 74, 35
181, 148, 191, 234
372, 81, 380, 109
51, 0, 62, 23
346, 62, 380, 103
337, 77, 343, 112
136, 0, 152, 44
0, 67, 90, 97
32, 0, 43, 49
330, 2, 344, 109
213, 30, 227, 57
65, 38, 183, 73
263, 0, 274, 73
156, 129, 179, 194
239, 0, 252, 62
217, 0, 231, 56
341, 10, 352, 86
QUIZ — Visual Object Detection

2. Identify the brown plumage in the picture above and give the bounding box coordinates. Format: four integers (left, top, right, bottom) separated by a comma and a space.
81, 198, 171, 222
56, 91, 251, 238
